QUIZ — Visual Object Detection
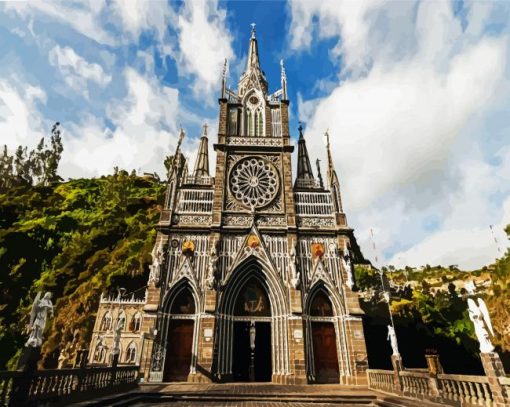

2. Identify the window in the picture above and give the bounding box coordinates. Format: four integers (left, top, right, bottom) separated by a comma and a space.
116, 311, 126, 331
228, 108, 239, 136
125, 342, 137, 363
170, 287, 196, 314
100, 312, 112, 331
94, 345, 106, 363
130, 312, 142, 332
310, 291, 334, 317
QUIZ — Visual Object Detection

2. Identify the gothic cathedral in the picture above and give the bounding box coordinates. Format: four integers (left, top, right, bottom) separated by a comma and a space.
89, 27, 369, 386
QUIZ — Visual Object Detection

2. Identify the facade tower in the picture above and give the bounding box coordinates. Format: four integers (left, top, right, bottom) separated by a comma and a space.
89, 26, 368, 386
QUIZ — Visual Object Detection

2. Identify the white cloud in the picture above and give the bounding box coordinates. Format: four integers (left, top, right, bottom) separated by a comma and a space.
110, 0, 175, 42
177, 0, 234, 98
48, 45, 111, 98
289, 0, 510, 269
60, 68, 180, 178
0, 78, 46, 149
4, 1, 115, 46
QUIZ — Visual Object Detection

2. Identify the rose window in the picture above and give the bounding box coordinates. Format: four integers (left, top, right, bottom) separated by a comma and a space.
230, 157, 279, 208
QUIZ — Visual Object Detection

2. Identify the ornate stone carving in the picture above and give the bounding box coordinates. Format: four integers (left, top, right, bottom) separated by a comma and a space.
297, 216, 335, 228
289, 244, 300, 289
230, 157, 279, 208
173, 214, 212, 226
223, 215, 252, 227
206, 243, 218, 289
148, 242, 164, 286
226, 136, 283, 147
256, 215, 286, 227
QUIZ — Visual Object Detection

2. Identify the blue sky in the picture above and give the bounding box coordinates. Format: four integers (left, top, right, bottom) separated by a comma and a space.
1, 0, 510, 270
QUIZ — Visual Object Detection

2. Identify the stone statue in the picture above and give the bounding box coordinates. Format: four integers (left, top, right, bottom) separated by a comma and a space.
468, 298, 495, 353
342, 242, 354, 289
94, 335, 106, 362
58, 347, 69, 369
206, 244, 218, 289
289, 245, 300, 289
149, 242, 164, 285
25, 292, 54, 348
387, 325, 399, 356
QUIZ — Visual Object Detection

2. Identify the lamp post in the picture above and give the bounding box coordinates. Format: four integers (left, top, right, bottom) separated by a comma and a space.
249, 320, 256, 382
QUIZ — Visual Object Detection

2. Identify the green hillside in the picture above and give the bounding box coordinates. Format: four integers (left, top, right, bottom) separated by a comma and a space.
0, 170, 165, 369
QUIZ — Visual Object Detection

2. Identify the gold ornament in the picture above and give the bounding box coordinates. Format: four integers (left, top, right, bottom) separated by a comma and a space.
247, 234, 260, 248
182, 240, 195, 255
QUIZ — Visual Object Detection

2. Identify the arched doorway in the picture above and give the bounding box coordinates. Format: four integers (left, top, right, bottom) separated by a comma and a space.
163, 285, 196, 382
309, 290, 340, 383
231, 277, 272, 382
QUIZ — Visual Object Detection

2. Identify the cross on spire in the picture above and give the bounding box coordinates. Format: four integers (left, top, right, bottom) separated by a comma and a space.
251, 23, 256, 39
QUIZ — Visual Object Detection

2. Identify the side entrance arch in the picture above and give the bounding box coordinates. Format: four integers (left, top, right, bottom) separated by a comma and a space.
162, 284, 196, 382
307, 288, 340, 383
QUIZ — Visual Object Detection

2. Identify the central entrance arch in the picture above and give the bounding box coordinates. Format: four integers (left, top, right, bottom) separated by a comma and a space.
232, 278, 272, 382
216, 257, 289, 382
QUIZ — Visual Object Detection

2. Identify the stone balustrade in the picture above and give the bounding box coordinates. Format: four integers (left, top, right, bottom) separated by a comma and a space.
0, 364, 138, 406
368, 354, 509, 407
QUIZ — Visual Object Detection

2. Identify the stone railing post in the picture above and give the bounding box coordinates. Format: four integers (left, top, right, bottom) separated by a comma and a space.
391, 355, 404, 394
480, 352, 508, 406
9, 347, 41, 406
425, 354, 442, 397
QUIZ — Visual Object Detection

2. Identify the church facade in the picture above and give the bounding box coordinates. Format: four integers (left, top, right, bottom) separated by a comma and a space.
89, 27, 369, 386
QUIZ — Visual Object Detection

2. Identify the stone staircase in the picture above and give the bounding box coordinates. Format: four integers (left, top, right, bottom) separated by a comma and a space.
73, 383, 442, 406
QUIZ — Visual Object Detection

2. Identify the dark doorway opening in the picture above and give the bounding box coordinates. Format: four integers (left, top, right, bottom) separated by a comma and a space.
312, 321, 340, 383
232, 321, 272, 382
163, 320, 194, 382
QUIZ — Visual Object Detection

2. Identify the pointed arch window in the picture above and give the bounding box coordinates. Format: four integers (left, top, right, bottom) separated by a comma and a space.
244, 91, 265, 137
170, 286, 196, 314
129, 312, 142, 332
100, 312, 112, 331
116, 310, 126, 331
309, 290, 334, 317
94, 344, 106, 363
125, 342, 137, 363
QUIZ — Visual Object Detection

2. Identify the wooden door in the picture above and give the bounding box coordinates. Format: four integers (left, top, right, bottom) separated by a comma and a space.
163, 320, 194, 382
312, 322, 340, 383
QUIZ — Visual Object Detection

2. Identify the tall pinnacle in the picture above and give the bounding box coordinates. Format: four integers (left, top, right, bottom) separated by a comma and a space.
247, 22, 261, 72
325, 130, 343, 211
193, 124, 209, 177
295, 124, 315, 187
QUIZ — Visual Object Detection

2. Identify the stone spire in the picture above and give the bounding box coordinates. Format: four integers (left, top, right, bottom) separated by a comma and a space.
295, 124, 315, 188
280, 59, 287, 100
325, 130, 343, 212
193, 124, 210, 177
220, 59, 228, 99
238, 23, 267, 95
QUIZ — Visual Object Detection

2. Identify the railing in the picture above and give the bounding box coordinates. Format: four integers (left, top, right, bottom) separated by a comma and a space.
400, 371, 430, 397
182, 176, 214, 186
1, 365, 138, 406
368, 368, 497, 406
367, 369, 395, 393
437, 374, 492, 406
294, 192, 334, 215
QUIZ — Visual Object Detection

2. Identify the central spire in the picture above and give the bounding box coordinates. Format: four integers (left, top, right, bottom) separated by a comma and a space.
238, 23, 267, 95
246, 22, 262, 73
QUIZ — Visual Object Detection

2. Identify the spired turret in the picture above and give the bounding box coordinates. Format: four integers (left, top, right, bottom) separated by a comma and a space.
295, 125, 319, 189
193, 124, 210, 178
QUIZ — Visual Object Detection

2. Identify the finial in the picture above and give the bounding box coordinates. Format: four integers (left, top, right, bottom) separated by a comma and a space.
203, 123, 208, 137
316, 158, 324, 188
280, 59, 286, 78
251, 23, 256, 39
222, 58, 228, 78
298, 122, 303, 137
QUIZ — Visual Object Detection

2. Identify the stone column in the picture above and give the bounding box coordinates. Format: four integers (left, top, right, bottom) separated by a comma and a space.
390, 355, 404, 394
425, 354, 442, 397
480, 352, 508, 406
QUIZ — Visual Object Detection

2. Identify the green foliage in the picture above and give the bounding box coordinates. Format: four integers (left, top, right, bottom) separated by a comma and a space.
0, 122, 63, 193
0, 173, 165, 368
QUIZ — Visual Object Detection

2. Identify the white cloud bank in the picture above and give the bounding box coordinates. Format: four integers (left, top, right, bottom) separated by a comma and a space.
49, 45, 111, 98
289, 0, 510, 269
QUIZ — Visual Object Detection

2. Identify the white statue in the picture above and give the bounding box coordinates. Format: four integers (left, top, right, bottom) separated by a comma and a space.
149, 242, 164, 285
342, 241, 354, 289
58, 347, 69, 369
94, 335, 107, 362
465, 281, 476, 296
289, 245, 300, 289
249, 321, 256, 351
468, 298, 495, 353
206, 244, 218, 289
25, 292, 54, 348
387, 325, 399, 356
